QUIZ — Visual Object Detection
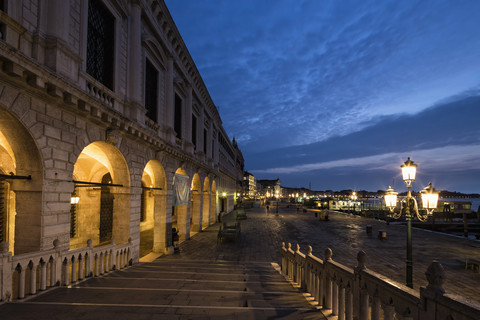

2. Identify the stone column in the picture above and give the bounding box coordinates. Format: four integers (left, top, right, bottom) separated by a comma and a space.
29, 264, 37, 294
165, 58, 175, 143
153, 192, 168, 253
184, 84, 194, 153
127, 1, 144, 122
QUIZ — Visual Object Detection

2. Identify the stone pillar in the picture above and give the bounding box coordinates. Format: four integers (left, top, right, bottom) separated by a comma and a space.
345, 286, 353, 320
29, 264, 37, 294
191, 192, 202, 232
202, 191, 211, 228
338, 284, 345, 320
40, 261, 47, 290
18, 266, 25, 299
332, 280, 338, 316
71, 257, 77, 282
371, 295, 381, 320
359, 288, 369, 320
0, 242, 13, 301
185, 84, 194, 153
78, 256, 84, 280
165, 58, 175, 143
153, 192, 168, 253
128, 2, 145, 122
383, 305, 395, 320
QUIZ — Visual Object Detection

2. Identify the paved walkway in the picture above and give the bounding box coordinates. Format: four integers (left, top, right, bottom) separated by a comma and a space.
1, 204, 480, 319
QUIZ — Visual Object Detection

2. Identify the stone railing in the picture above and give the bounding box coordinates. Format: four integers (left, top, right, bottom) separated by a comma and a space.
281, 242, 480, 320
0, 238, 133, 301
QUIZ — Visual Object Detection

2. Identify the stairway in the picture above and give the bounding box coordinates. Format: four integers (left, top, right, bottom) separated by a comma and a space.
0, 259, 324, 319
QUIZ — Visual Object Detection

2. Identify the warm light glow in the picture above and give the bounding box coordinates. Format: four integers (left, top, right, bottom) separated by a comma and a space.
222, 192, 227, 197
384, 186, 397, 208
296, 193, 299, 197
303, 193, 306, 198
351, 192, 357, 201
401, 157, 417, 183
70, 196, 80, 204
421, 182, 438, 211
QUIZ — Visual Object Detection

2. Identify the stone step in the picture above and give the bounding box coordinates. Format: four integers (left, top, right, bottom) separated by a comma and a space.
75, 276, 298, 292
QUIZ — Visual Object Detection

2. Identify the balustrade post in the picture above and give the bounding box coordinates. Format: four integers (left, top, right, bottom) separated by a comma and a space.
419, 261, 447, 320
315, 272, 321, 304
40, 260, 47, 290
338, 283, 345, 320
324, 248, 332, 309
355, 251, 367, 320
94, 254, 99, 276
72, 257, 77, 282
62, 258, 69, 285
99, 253, 104, 275
78, 256, 84, 280
17, 266, 25, 299
383, 305, 395, 320
371, 294, 381, 320
359, 287, 369, 320
332, 278, 338, 316
29, 263, 37, 295
345, 284, 353, 320
49, 259, 56, 286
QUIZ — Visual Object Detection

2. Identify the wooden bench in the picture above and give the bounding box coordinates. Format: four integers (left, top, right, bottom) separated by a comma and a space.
236, 208, 247, 220
217, 222, 240, 243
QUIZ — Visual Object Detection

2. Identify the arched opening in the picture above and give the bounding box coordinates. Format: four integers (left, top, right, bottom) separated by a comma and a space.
210, 180, 217, 225
172, 168, 189, 242
0, 109, 43, 255
70, 141, 130, 249
190, 173, 201, 234
140, 160, 167, 257
202, 177, 210, 229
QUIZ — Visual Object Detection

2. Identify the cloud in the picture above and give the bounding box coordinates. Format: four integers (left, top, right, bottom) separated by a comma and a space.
252, 144, 480, 174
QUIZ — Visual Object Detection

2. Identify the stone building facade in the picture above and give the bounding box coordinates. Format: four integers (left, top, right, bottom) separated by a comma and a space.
0, 0, 242, 297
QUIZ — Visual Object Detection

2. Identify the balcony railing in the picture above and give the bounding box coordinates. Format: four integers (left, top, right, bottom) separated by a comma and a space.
281, 242, 480, 320
0, 238, 132, 301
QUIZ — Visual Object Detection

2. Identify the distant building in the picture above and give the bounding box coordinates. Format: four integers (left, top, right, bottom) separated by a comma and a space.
244, 171, 257, 198
258, 179, 282, 197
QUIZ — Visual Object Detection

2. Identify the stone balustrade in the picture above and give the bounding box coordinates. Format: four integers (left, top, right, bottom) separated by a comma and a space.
0, 239, 132, 301
281, 242, 480, 320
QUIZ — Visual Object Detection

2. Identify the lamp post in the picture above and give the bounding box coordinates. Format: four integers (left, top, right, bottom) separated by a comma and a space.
384, 157, 439, 288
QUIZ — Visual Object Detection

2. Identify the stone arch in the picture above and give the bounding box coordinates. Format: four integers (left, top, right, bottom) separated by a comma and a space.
71, 141, 130, 249
210, 180, 217, 224
190, 173, 202, 233
0, 108, 43, 255
202, 176, 210, 229
172, 167, 189, 241
140, 160, 168, 256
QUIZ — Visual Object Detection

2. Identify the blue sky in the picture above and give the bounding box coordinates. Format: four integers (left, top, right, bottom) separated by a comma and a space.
165, 0, 480, 193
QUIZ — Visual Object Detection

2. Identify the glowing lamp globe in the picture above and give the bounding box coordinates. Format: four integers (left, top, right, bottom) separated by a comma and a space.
421, 182, 438, 213
401, 157, 417, 183
384, 186, 398, 209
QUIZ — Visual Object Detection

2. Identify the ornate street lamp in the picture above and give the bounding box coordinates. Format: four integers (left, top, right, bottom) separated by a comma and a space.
384, 158, 439, 288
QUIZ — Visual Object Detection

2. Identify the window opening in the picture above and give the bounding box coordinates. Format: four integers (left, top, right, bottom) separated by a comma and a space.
87, 0, 115, 89
145, 59, 158, 122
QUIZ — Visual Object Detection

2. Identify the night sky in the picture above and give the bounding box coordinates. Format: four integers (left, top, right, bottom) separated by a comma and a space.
165, 0, 480, 194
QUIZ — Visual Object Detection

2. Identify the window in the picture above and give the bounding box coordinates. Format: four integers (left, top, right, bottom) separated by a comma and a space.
145, 59, 158, 122
192, 115, 197, 149
212, 139, 214, 158
174, 94, 182, 139
87, 0, 115, 89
